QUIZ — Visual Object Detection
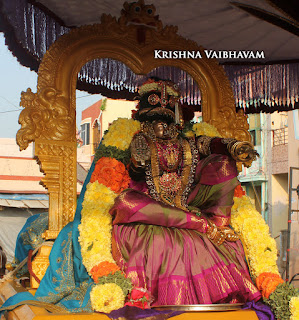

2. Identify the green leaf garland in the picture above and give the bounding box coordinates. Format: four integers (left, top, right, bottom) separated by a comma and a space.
264, 282, 299, 320
94, 144, 131, 166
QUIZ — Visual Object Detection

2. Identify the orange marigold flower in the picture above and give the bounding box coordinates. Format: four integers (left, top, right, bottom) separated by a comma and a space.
234, 185, 245, 198
91, 261, 120, 283
264, 279, 284, 298
90, 157, 130, 193
256, 272, 284, 298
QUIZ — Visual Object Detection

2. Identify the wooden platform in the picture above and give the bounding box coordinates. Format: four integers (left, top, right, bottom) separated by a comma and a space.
0, 280, 258, 320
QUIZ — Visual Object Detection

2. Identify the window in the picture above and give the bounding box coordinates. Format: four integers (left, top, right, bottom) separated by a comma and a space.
248, 114, 261, 146
81, 123, 90, 145
272, 128, 288, 146
249, 129, 261, 146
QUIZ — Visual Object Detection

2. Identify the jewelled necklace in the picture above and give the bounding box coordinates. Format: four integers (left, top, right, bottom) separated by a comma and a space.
155, 139, 182, 172
145, 136, 192, 210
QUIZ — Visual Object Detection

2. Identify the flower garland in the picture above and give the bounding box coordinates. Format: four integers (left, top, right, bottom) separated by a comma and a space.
192, 122, 299, 319
231, 179, 299, 320
78, 118, 140, 313
192, 122, 221, 137
79, 119, 298, 317
138, 78, 180, 97
231, 196, 279, 279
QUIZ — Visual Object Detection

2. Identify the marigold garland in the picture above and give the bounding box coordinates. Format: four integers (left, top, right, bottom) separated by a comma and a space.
79, 118, 139, 312
78, 182, 117, 273
256, 272, 284, 298
231, 195, 279, 279
232, 193, 299, 319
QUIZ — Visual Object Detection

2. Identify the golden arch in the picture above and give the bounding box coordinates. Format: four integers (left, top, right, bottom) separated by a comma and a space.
16, 14, 250, 240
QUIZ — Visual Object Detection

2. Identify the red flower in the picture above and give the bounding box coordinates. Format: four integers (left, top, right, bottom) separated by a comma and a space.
124, 301, 135, 307
130, 288, 150, 301
125, 287, 152, 309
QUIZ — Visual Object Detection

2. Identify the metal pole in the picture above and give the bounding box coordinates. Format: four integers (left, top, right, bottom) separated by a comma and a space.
287, 167, 299, 281
287, 167, 293, 281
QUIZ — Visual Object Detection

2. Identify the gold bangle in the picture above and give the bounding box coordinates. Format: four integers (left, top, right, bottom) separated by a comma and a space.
229, 141, 254, 162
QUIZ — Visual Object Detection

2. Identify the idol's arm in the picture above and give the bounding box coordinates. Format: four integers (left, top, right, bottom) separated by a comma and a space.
110, 189, 208, 234
196, 136, 258, 166
110, 189, 238, 245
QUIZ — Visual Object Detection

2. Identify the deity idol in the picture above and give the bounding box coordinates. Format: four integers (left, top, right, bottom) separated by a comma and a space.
109, 78, 261, 305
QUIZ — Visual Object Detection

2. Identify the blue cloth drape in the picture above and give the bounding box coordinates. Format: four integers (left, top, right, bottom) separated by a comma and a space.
0, 160, 96, 314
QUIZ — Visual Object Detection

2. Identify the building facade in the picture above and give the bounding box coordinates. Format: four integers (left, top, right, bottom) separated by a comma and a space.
239, 111, 299, 284
0, 138, 87, 264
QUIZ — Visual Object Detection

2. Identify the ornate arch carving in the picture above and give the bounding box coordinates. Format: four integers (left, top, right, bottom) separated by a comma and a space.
17, 11, 250, 239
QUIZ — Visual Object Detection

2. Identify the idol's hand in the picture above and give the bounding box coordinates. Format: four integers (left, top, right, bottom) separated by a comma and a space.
206, 221, 239, 246
130, 133, 151, 168
229, 141, 259, 167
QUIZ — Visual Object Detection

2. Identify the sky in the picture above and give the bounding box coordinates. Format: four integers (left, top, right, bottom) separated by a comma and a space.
0, 33, 102, 139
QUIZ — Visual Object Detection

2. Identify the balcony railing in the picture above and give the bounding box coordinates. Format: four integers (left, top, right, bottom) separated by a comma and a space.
272, 127, 288, 146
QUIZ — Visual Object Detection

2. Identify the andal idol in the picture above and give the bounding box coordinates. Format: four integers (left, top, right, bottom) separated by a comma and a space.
109, 78, 261, 305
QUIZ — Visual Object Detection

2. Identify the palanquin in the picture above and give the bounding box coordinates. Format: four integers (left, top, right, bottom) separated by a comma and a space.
0, 1, 262, 319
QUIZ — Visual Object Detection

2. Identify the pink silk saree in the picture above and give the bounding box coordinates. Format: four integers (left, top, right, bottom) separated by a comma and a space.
110, 154, 262, 305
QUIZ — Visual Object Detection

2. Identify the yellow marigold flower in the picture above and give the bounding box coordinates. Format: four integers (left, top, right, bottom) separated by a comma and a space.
79, 228, 111, 251
84, 182, 117, 207
80, 214, 112, 230
290, 296, 299, 320
79, 226, 112, 250
82, 248, 115, 273
184, 130, 195, 138
192, 122, 222, 137
90, 283, 125, 313
81, 206, 111, 220
231, 195, 279, 279
103, 118, 140, 150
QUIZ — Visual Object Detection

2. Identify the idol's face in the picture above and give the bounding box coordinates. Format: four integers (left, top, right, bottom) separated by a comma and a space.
152, 120, 175, 140
153, 120, 166, 139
